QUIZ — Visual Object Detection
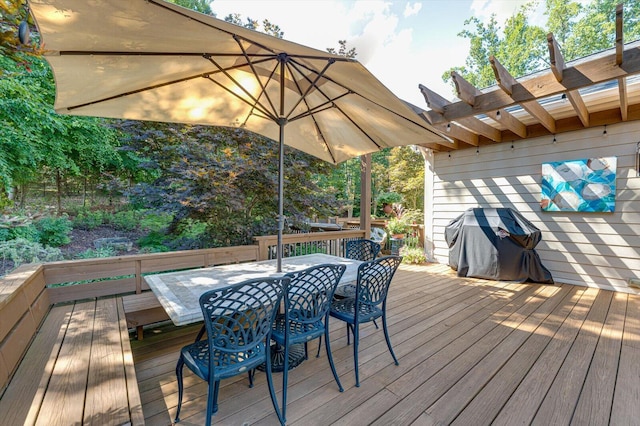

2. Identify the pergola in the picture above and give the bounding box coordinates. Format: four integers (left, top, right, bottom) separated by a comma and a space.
418, 4, 640, 153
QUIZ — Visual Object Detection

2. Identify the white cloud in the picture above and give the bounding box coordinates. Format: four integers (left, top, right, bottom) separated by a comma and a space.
404, 2, 422, 18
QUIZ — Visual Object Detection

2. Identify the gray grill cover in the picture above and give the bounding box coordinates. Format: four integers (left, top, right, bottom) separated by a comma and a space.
445, 208, 553, 283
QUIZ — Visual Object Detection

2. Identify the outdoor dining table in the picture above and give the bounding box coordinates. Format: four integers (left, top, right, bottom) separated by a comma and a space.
144, 253, 363, 327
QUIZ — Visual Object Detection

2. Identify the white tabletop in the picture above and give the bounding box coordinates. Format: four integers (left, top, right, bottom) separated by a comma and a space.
144, 254, 363, 326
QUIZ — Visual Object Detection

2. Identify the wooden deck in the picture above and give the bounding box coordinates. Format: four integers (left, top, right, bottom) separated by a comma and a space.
131, 263, 640, 425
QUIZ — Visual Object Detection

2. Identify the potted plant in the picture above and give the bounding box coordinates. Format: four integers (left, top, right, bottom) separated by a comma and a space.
385, 217, 411, 239
376, 192, 402, 216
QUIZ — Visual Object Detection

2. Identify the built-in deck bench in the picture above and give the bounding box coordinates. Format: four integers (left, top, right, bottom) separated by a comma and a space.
0, 265, 143, 425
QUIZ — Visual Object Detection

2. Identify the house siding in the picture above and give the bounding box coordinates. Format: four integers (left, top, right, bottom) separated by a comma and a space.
425, 121, 640, 293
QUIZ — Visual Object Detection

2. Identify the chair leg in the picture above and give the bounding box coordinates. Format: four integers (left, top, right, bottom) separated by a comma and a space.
382, 313, 399, 365
282, 341, 289, 423
248, 369, 255, 388
346, 323, 351, 345
265, 342, 285, 425
212, 381, 221, 414
205, 380, 218, 426
316, 335, 322, 358
175, 356, 185, 423
353, 324, 360, 387
324, 327, 343, 392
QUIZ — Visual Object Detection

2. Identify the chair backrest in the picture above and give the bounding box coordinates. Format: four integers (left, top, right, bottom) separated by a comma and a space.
199, 277, 288, 360
356, 255, 402, 307
345, 239, 381, 262
284, 264, 346, 324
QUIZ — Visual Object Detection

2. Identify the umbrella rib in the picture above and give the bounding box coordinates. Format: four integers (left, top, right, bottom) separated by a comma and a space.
62, 54, 273, 111
204, 54, 278, 122
284, 58, 336, 119
234, 35, 280, 121
288, 58, 442, 137
283, 61, 338, 164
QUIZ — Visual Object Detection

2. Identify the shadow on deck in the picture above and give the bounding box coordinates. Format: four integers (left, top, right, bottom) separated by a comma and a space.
131, 263, 640, 425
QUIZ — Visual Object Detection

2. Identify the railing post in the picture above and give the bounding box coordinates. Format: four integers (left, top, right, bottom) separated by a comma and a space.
135, 259, 142, 294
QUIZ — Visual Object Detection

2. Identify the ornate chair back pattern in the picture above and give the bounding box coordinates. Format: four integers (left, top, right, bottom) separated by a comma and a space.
356, 256, 401, 311
201, 280, 285, 369
272, 264, 346, 422
284, 264, 346, 328
329, 255, 402, 387
175, 277, 287, 425
345, 239, 381, 262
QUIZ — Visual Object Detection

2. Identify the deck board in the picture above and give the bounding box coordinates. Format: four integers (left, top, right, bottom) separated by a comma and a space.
129, 263, 640, 425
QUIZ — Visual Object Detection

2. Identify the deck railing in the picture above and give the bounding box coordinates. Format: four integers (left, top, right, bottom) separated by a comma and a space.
0, 229, 367, 390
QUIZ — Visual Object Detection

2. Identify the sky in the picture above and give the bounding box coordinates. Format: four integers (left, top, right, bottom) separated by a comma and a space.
211, 0, 545, 108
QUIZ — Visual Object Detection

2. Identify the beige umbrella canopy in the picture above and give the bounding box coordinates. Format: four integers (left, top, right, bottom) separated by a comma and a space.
28, 0, 448, 269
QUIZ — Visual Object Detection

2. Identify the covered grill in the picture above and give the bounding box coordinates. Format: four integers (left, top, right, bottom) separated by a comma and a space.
445, 208, 553, 283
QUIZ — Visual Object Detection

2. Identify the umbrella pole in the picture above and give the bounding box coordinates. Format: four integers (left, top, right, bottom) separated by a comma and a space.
277, 119, 285, 273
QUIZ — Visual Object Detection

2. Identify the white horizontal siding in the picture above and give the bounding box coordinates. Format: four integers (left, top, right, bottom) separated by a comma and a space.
426, 121, 640, 293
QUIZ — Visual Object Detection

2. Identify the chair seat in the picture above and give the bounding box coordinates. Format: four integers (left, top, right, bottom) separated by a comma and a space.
181, 340, 267, 382
271, 313, 325, 344
333, 284, 356, 299
330, 297, 383, 324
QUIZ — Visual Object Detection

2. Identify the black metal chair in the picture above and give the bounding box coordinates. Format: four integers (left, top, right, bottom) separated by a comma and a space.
329, 255, 402, 387
334, 239, 382, 299
271, 264, 346, 422
174, 277, 288, 425
346, 238, 381, 262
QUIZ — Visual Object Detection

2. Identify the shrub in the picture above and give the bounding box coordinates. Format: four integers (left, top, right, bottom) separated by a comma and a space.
399, 246, 427, 264
137, 230, 170, 252
111, 210, 142, 231
139, 212, 173, 232
75, 246, 117, 259
0, 238, 63, 268
35, 216, 72, 247
72, 210, 105, 230
10, 224, 40, 242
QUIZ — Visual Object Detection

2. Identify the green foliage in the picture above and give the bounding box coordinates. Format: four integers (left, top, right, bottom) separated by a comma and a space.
8, 224, 39, 242
72, 210, 105, 230
74, 246, 116, 259
377, 191, 403, 206
111, 210, 143, 231
0, 237, 63, 268
139, 212, 173, 232
137, 231, 170, 253
34, 215, 72, 247
400, 246, 427, 264
386, 217, 411, 236
446, 0, 640, 90
123, 122, 337, 247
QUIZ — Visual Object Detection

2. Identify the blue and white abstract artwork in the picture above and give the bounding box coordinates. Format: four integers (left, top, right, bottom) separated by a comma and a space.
540, 157, 617, 212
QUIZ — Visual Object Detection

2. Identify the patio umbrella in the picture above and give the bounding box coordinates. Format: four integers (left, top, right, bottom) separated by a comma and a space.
27, 0, 449, 271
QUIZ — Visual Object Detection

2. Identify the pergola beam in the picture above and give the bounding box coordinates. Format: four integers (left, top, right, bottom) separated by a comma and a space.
616, 4, 628, 120
439, 45, 640, 123
420, 84, 501, 142
452, 71, 525, 138
548, 33, 590, 127
490, 55, 556, 134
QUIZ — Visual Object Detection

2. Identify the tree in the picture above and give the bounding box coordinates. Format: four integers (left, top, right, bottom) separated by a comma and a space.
0, 54, 124, 210
563, 0, 640, 60
125, 122, 338, 247
327, 40, 357, 58
169, 0, 213, 15
388, 146, 424, 211
444, 14, 502, 88
0, 0, 43, 71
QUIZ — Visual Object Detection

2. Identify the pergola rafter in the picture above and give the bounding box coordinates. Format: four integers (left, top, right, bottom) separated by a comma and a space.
418, 3, 640, 151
